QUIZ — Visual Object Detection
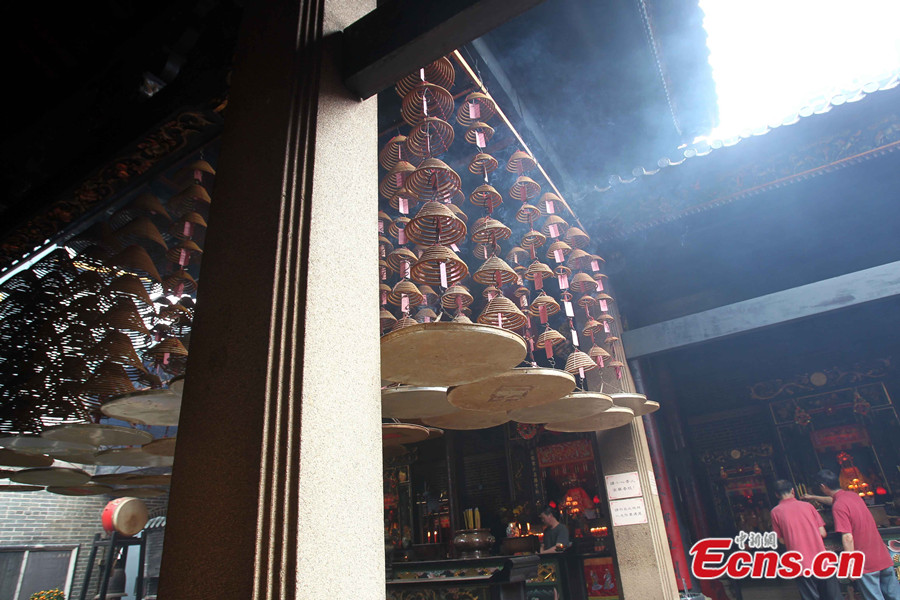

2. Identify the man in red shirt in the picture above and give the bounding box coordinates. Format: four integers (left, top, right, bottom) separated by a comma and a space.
770, 479, 842, 600
812, 469, 900, 600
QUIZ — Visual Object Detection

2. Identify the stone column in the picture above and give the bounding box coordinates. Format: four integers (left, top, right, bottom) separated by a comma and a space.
158, 0, 382, 598
581, 285, 680, 599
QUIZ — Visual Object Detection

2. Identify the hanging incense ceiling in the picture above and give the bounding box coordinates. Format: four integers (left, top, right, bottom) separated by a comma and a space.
377, 54, 654, 433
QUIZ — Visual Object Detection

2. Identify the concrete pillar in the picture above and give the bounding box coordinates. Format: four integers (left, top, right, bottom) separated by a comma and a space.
158, 0, 382, 598
582, 286, 680, 599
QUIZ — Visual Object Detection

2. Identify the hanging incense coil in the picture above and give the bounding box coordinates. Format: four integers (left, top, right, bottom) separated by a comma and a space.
389, 217, 410, 241
515, 204, 541, 224
114, 216, 167, 250
596, 313, 615, 330
469, 184, 502, 210
473, 243, 499, 261
589, 345, 611, 366
482, 285, 501, 300
406, 159, 461, 203
456, 92, 497, 127
582, 318, 604, 338
565, 350, 597, 375
521, 229, 546, 250
164, 270, 198, 295
410, 245, 469, 287
391, 316, 419, 332
577, 294, 598, 311
82, 362, 136, 397
418, 285, 440, 305
146, 337, 189, 359
169, 211, 208, 241
176, 159, 216, 185
473, 256, 518, 286
595, 293, 614, 309
529, 293, 560, 319
386, 248, 417, 275
378, 236, 394, 259
441, 285, 474, 310
167, 184, 212, 217
405, 202, 467, 246
378, 211, 393, 233
538, 192, 568, 215
402, 82, 455, 124
593, 272, 609, 288
554, 265, 572, 280
464, 121, 495, 146
471, 218, 511, 245
506, 247, 530, 267
446, 203, 468, 224
102, 300, 151, 335
524, 260, 553, 283
509, 176, 541, 203
537, 328, 566, 351
75, 245, 112, 272
110, 193, 171, 229
468, 153, 499, 176
407, 117, 455, 158
507, 150, 537, 173
165, 240, 203, 266
395, 57, 455, 97
541, 215, 570, 239
380, 309, 398, 331
478, 295, 527, 331
388, 280, 423, 307
107, 274, 154, 309
564, 227, 590, 248
605, 335, 620, 346
414, 308, 438, 323
569, 273, 598, 294
379, 161, 416, 200
380, 135, 409, 171
567, 249, 592, 270
546, 241, 572, 263
63, 271, 104, 302
388, 187, 419, 214
108, 246, 162, 281
514, 285, 530, 300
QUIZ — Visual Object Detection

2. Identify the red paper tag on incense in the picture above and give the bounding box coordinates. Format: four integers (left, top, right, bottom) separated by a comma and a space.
520, 295, 528, 308
450, 243, 459, 252
424, 316, 431, 323
439, 262, 448, 288
534, 272, 543, 290
564, 301, 574, 317
398, 197, 408, 214
549, 224, 559, 238
394, 172, 404, 186
579, 367, 585, 380
469, 101, 481, 119
401, 295, 409, 312
596, 279, 604, 292
178, 249, 189, 266
381, 291, 387, 305
558, 273, 569, 289
599, 356, 605, 368
402, 261, 410, 279
495, 271, 503, 287
398, 228, 407, 245
572, 329, 579, 347
378, 220, 384, 234
546, 200, 555, 214
456, 296, 463, 310
517, 275, 524, 286
599, 300, 608, 312
604, 322, 610, 333
475, 131, 486, 148
539, 305, 548, 324
545, 340, 553, 358
487, 290, 497, 301
590, 260, 600, 272
497, 313, 503, 329
183, 221, 193, 236
511, 254, 518, 264
193, 170, 203, 183
380, 266, 387, 280
615, 366, 623, 380
163, 352, 170, 365
175, 283, 184, 296
554, 249, 564, 263
379, 245, 386, 258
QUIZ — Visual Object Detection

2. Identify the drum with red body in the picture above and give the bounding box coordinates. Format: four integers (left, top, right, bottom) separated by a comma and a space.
101, 497, 149, 536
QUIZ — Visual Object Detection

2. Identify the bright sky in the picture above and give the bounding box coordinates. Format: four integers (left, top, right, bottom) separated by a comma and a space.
698, 0, 900, 142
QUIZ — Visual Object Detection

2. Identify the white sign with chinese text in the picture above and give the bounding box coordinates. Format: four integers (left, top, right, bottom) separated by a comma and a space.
605, 471, 641, 500
609, 497, 648, 526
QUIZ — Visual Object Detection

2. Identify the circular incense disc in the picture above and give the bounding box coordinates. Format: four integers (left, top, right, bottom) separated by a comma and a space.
422, 409, 510, 431
0, 436, 97, 457
11, 467, 91, 486
123, 474, 172, 487
448, 368, 575, 413
50, 451, 101, 465
610, 393, 659, 416
510, 391, 613, 424
0, 448, 54, 468
381, 387, 456, 419
381, 322, 526, 387
92, 473, 143, 485
41, 423, 153, 447
94, 448, 174, 467
383, 424, 430, 446
47, 484, 114, 496
109, 487, 168, 499
0, 484, 44, 492
545, 406, 635, 433
101, 389, 182, 426
142, 437, 176, 457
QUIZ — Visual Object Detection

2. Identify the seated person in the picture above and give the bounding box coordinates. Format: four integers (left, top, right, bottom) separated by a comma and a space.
539, 506, 570, 554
